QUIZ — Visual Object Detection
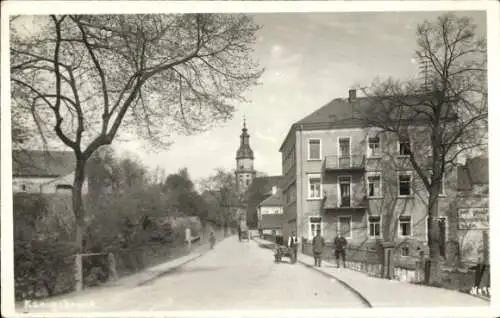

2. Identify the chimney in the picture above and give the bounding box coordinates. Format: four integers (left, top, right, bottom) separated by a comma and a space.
348, 89, 356, 102
272, 186, 277, 195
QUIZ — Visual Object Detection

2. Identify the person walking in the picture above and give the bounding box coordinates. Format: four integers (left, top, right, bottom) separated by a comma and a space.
209, 231, 216, 249
334, 232, 348, 268
312, 230, 325, 267
287, 231, 298, 264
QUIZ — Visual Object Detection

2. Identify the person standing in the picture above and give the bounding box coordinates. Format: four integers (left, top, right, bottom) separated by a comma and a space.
287, 231, 298, 264
312, 230, 325, 267
334, 232, 348, 268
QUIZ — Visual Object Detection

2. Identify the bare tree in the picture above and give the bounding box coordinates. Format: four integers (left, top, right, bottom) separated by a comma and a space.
354, 14, 486, 283
11, 14, 263, 290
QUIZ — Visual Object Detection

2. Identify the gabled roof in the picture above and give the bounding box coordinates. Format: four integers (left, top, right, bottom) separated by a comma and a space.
258, 189, 282, 207
244, 175, 283, 227
279, 92, 455, 152
244, 175, 283, 202
259, 214, 283, 229
458, 156, 489, 191
12, 150, 75, 177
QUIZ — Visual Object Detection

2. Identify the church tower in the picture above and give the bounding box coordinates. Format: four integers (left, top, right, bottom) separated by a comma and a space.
235, 117, 255, 195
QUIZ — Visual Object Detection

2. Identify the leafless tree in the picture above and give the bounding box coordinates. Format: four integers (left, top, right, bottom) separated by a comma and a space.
354, 14, 486, 283
11, 14, 263, 289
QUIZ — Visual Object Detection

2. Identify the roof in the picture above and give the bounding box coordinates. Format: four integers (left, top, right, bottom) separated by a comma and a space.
236, 124, 254, 159
12, 150, 75, 177
244, 175, 283, 202
458, 156, 489, 191
279, 93, 455, 151
258, 189, 283, 207
259, 214, 283, 229
244, 175, 283, 226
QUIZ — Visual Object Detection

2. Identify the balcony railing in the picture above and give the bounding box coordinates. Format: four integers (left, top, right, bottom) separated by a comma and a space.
324, 155, 365, 171
322, 193, 367, 210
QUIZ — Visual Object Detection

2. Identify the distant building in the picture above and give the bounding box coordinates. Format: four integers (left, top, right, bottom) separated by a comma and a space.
12, 150, 88, 194
233, 119, 282, 229
244, 175, 282, 229
279, 89, 461, 263
456, 156, 489, 263
257, 186, 284, 236
235, 118, 256, 196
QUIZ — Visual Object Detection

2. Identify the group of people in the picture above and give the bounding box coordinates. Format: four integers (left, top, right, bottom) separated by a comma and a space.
312, 231, 348, 268
275, 230, 348, 268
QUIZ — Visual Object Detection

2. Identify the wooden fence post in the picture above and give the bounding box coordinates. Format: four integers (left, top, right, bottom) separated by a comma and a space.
108, 253, 118, 281
74, 254, 83, 291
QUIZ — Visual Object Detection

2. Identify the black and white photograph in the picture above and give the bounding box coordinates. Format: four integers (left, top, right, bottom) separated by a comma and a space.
1, 1, 498, 317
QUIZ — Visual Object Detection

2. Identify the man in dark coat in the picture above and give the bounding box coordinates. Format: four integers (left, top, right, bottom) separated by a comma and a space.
334, 233, 348, 268
312, 230, 325, 267
287, 231, 298, 263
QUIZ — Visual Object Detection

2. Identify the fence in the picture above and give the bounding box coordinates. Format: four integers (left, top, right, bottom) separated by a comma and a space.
300, 238, 490, 297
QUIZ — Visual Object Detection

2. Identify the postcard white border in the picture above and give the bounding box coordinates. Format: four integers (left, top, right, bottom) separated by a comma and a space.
2, 1, 499, 317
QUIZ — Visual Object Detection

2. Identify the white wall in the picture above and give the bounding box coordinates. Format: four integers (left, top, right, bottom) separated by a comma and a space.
13, 177, 56, 193
13, 172, 88, 194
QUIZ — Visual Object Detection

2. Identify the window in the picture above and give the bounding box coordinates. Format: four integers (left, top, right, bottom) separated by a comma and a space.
398, 173, 412, 196
308, 139, 321, 160
338, 137, 351, 158
274, 209, 279, 214
368, 216, 381, 238
338, 216, 352, 238
401, 246, 410, 257
338, 176, 351, 207
310, 216, 322, 239
399, 139, 411, 156
399, 216, 412, 237
308, 174, 322, 199
367, 174, 382, 197
367, 136, 381, 157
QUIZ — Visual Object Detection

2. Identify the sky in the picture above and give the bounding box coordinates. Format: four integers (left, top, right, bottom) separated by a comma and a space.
8, 10, 487, 183
114, 10, 486, 182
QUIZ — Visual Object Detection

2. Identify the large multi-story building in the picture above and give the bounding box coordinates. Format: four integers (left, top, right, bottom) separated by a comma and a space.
279, 89, 460, 263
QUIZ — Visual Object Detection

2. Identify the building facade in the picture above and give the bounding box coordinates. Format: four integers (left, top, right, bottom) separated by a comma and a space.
12, 150, 88, 195
280, 90, 459, 263
257, 186, 284, 236
456, 157, 489, 264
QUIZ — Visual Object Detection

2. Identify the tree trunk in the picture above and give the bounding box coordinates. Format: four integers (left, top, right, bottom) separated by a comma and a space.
72, 159, 87, 291
427, 186, 442, 285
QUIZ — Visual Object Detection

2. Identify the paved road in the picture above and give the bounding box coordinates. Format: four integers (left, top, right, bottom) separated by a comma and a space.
25, 237, 366, 312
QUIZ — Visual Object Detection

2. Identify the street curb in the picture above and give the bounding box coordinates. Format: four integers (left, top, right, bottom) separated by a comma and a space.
297, 260, 373, 308
135, 251, 205, 287
250, 238, 372, 308
134, 235, 234, 287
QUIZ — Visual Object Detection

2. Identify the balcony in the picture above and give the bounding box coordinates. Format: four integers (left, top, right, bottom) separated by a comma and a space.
324, 155, 365, 172
321, 184, 367, 212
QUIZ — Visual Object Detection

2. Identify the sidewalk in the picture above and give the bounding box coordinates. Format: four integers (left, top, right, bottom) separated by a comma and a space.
252, 237, 488, 307
16, 237, 229, 312
108, 242, 208, 288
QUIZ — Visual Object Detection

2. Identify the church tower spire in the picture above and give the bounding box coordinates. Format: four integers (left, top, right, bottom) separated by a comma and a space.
235, 116, 255, 195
